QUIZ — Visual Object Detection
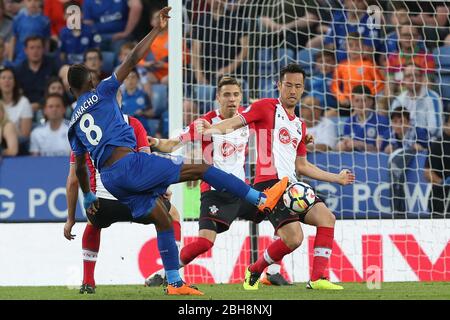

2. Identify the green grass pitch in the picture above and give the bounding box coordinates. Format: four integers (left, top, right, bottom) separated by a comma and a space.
0, 282, 449, 300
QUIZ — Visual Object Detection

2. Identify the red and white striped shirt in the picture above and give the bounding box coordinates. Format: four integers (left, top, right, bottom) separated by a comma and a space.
179, 108, 250, 193
69, 115, 150, 200
238, 98, 307, 184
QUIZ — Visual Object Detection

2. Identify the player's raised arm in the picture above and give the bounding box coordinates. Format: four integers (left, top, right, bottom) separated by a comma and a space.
196, 114, 244, 135
115, 6, 171, 83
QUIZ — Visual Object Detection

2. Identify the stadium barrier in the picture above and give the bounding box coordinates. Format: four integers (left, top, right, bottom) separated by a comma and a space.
0, 152, 431, 222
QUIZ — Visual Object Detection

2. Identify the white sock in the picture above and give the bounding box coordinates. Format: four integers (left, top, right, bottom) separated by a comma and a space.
267, 263, 281, 275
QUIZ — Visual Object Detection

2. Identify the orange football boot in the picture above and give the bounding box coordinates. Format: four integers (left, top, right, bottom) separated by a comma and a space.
165, 284, 204, 296
257, 177, 289, 214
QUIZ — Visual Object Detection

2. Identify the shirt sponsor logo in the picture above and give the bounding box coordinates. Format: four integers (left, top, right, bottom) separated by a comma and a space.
221, 142, 245, 158
279, 127, 291, 145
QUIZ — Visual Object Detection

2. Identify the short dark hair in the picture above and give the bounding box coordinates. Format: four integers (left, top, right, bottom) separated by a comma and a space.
68, 64, 90, 91
316, 50, 336, 62
390, 106, 410, 121
25, 35, 45, 47
217, 76, 241, 92
352, 84, 373, 97
84, 48, 103, 62
45, 93, 66, 107
279, 63, 306, 82
63, 0, 80, 11
347, 31, 362, 42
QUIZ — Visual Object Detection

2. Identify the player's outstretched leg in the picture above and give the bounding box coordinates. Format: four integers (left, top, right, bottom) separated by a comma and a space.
244, 222, 303, 290
145, 205, 182, 287
80, 223, 101, 294
145, 198, 204, 296
304, 203, 343, 290
179, 164, 288, 214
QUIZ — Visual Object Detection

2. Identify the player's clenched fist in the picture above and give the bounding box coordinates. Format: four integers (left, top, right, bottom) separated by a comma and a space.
157, 6, 172, 30
195, 119, 211, 134
337, 169, 355, 185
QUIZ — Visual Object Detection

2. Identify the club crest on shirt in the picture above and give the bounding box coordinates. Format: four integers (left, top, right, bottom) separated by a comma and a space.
209, 205, 219, 215
367, 127, 377, 138
279, 127, 291, 144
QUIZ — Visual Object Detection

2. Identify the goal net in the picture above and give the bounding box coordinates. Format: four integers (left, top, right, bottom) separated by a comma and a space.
170, 0, 450, 284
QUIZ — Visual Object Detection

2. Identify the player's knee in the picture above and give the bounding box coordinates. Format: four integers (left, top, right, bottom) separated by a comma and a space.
281, 232, 303, 250
322, 211, 336, 227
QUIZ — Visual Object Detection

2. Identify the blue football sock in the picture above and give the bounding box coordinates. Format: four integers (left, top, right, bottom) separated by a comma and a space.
203, 166, 264, 206
157, 229, 183, 287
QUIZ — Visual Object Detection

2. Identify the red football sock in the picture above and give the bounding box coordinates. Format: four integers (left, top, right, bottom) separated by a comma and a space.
179, 237, 213, 266
172, 220, 181, 242
311, 227, 334, 281
249, 239, 293, 274
82, 224, 101, 286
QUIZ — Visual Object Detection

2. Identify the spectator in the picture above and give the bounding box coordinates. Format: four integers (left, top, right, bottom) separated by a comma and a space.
336, 85, 389, 152
43, 0, 83, 39
330, 32, 384, 108
382, 106, 429, 215
300, 96, 337, 152
0, 66, 32, 142
82, 0, 143, 53
259, 0, 336, 50
59, 2, 101, 65
391, 63, 443, 140
386, 25, 435, 79
29, 93, 70, 156
0, 0, 13, 40
8, 0, 50, 66
404, 1, 450, 49
45, 76, 71, 119
0, 38, 8, 67
191, 0, 249, 85
83, 48, 107, 81
307, 0, 385, 63
4, 0, 24, 17
0, 100, 18, 156
139, 9, 168, 96
424, 115, 450, 217
306, 50, 338, 116
15, 36, 59, 114
121, 68, 153, 132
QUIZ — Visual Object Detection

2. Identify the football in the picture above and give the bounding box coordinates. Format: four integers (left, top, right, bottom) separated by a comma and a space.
283, 182, 316, 214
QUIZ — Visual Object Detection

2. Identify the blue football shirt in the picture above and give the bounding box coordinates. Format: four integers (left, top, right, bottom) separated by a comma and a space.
13, 11, 50, 63
82, 0, 128, 34
343, 112, 389, 146
59, 24, 101, 65
68, 73, 136, 169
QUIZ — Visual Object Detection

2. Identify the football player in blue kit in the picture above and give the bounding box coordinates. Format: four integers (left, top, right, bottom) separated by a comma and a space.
67, 7, 288, 296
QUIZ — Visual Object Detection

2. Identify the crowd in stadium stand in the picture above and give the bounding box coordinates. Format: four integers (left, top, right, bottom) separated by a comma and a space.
0, 0, 448, 215
0, 0, 167, 157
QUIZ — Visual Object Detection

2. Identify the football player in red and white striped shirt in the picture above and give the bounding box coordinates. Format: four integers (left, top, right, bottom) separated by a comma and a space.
64, 114, 182, 294
145, 77, 289, 286
198, 64, 355, 290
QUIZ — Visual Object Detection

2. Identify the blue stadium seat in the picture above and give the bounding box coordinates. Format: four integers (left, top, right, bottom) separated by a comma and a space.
151, 84, 168, 118
275, 48, 296, 70
258, 78, 278, 98
146, 119, 160, 137
194, 84, 216, 113
297, 48, 320, 76
101, 51, 116, 75
258, 48, 275, 76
